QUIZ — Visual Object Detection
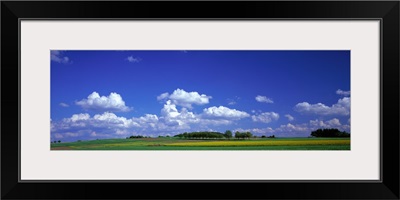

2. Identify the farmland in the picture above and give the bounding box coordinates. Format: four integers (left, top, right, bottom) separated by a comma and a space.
51, 137, 350, 150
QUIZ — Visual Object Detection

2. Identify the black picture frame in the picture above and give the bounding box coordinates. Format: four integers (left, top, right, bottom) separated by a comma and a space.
2, 1, 399, 199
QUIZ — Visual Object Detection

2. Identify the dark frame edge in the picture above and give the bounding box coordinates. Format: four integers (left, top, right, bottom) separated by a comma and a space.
2, 1, 399, 200
381, 2, 400, 198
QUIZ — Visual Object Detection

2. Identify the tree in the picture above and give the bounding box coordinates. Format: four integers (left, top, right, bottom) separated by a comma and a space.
129, 135, 145, 139
245, 132, 253, 139
310, 128, 350, 137
58, 140, 61, 143
224, 130, 233, 139
233, 131, 251, 140
234, 131, 241, 139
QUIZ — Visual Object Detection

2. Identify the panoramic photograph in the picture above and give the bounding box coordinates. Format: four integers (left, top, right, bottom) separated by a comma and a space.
50, 50, 350, 150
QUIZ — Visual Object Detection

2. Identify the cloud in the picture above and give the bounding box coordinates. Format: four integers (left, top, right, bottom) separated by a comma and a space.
226, 99, 236, 106
92, 112, 136, 128
326, 118, 341, 126
160, 100, 199, 127
52, 112, 140, 137
136, 114, 159, 124
308, 118, 350, 134
285, 114, 294, 121
198, 119, 232, 126
76, 92, 132, 112
65, 132, 80, 137
158, 102, 247, 127
69, 113, 90, 122
53, 100, 253, 141
251, 112, 279, 123
160, 100, 180, 118
255, 95, 273, 103
90, 132, 97, 137
157, 92, 169, 101
236, 118, 350, 137
157, 88, 212, 109
51, 50, 71, 64
235, 127, 275, 135
310, 118, 341, 128
294, 97, 350, 116
59, 102, 69, 107
53, 95, 264, 141
126, 56, 141, 63
336, 89, 351, 96
227, 101, 236, 105
202, 106, 250, 119
275, 123, 310, 134
55, 106, 349, 141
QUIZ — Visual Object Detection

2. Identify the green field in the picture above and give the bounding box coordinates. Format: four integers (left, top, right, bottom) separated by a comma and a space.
51, 137, 350, 150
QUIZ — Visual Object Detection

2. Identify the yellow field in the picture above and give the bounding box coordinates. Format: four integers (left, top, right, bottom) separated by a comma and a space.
166, 139, 350, 147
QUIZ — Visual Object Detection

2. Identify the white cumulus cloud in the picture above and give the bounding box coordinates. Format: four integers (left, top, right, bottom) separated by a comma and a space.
234, 127, 275, 135
160, 100, 199, 127
336, 89, 351, 96
51, 50, 71, 64
65, 132, 80, 137
251, 112, 279, 123
294, 97, 350, 116
275, 123, 310, 134
310, 118, 342, 128
157, 88, 212, 109
255, 95, 273, 103
326, 118, 341, 126
227, 99, 237, 105
157, 92, 169, 101
126, 56, 141, 63
76, 92, 132, 112
285, 114, 294, 121
202, 106, 250, 119
54, 133, 64, 139
69, 113, 90, 122
59, 102, 69, 107
93, 112, 135, 128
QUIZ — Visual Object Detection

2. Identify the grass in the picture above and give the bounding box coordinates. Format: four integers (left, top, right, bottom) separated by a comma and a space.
51, 137, 350, 150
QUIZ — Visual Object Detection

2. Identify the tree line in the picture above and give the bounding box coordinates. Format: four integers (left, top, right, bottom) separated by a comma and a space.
126, 135, 151, 139
174, 131, 226, 139
310, 128, 350, 137
173, 130, 256, 140
233, 131, 253, 139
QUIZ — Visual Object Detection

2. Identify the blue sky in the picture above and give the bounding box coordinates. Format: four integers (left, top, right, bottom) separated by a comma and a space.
51, 50, 350, 141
